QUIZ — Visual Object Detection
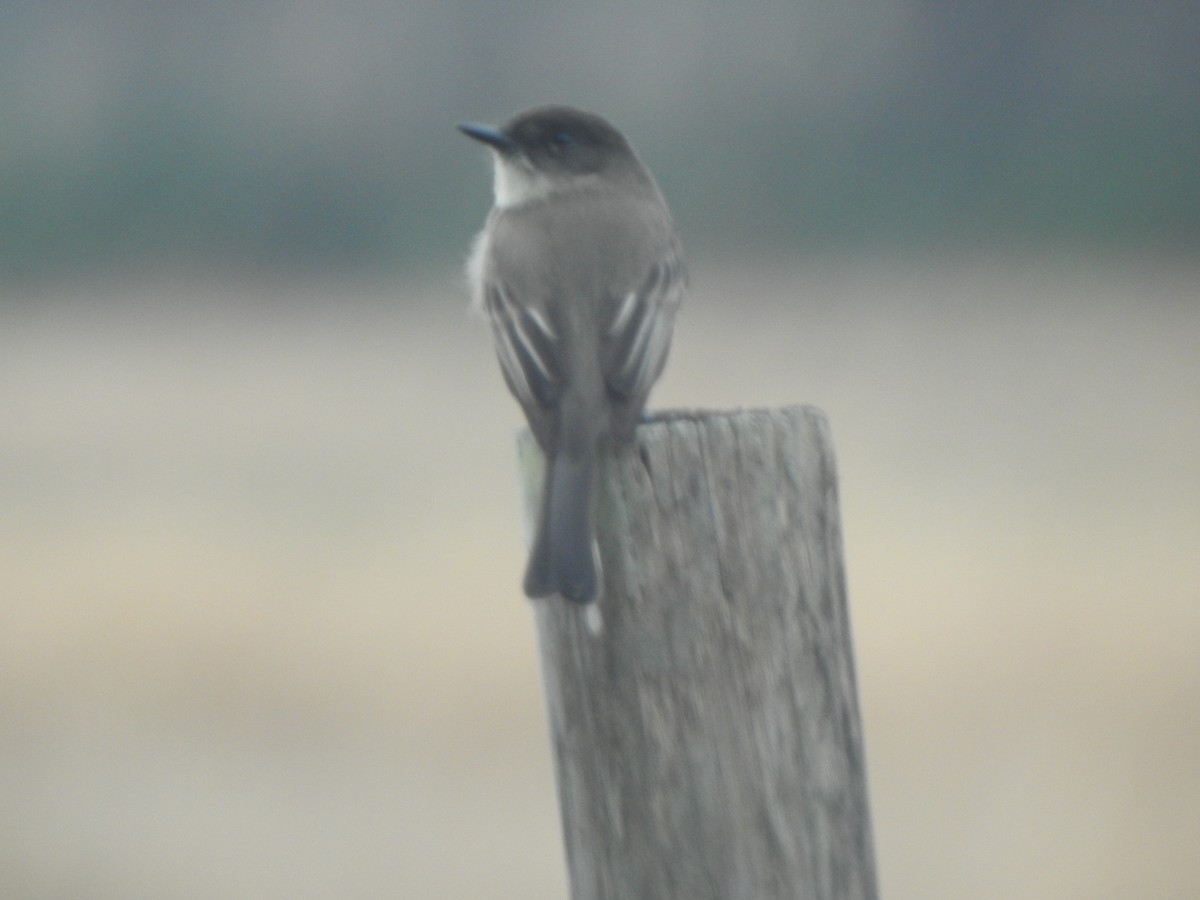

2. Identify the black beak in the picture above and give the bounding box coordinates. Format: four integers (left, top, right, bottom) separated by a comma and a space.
457, 122, 517, 153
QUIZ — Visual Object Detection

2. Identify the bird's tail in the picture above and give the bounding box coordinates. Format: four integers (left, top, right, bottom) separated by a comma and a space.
524, 450, 598, 603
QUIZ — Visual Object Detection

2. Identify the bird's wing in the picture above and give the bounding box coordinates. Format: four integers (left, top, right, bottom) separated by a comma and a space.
483, 276, 562, 444
602, 242, 686, 412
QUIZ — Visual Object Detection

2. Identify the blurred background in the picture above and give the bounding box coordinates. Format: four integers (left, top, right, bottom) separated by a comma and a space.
1, 2, 1197, 898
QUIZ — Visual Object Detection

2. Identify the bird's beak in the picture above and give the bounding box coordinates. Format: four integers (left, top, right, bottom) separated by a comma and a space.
457, 122, 516, 154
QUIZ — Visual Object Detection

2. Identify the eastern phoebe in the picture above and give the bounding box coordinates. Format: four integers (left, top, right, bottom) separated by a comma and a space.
460, 105, 685, 603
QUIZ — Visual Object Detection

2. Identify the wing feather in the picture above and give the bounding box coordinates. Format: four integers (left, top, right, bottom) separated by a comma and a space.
486, 282, 561, 410
603, 248, 685, 405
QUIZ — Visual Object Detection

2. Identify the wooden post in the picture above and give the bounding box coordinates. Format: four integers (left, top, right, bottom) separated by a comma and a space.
518, 406, 877, 900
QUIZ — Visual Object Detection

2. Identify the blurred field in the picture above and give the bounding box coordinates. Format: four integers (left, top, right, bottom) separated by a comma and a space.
1, 254, 1197, 899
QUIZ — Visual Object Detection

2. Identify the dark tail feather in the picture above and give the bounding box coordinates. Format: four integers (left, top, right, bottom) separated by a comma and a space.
524, 451, 597, 603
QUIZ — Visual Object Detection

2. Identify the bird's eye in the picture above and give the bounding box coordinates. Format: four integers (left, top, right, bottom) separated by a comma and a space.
549, 130, 575, 152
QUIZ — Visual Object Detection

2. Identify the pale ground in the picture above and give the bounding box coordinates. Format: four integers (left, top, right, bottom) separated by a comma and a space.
1, 252, 1197, 899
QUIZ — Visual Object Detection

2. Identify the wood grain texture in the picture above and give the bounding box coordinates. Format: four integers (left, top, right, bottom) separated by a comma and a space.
519, 407, 877, 900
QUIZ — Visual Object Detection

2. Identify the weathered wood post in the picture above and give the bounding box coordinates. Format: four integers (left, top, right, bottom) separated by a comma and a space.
518, 406, 877, 900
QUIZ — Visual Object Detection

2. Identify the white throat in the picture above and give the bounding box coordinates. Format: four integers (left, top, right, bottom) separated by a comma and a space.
492, 155, 555, 209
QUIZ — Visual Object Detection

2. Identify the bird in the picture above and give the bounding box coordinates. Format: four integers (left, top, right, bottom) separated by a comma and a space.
460, 105, 685, 603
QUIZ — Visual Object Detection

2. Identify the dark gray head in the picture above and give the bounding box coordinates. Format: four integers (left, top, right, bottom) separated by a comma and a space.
459, 106, 650, 207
